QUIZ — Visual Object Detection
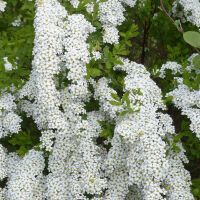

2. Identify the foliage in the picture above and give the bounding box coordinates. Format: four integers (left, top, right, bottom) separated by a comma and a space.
0, 0, 200, 199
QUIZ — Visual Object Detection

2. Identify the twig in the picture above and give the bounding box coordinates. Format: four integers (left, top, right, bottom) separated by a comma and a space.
160, 0, 200, 54
99, 65, 122, 88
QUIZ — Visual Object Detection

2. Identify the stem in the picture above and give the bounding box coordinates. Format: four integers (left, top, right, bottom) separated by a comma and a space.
99, 65, 122, 88
140, 3, 157, 64
160, 0, 200, 55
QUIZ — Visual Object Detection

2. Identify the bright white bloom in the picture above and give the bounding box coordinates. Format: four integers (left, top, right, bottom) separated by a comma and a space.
92, 50, 102, 61
0, 144, 7, 180
173, 0, 200, 28
103, 26, 119, 44
159, 61, 183, 78
5, 150, 45, 200
3, 57, 13, 71
0, 0, 6, 12
162, 56, 200, 139
86, 3, 94, 13
70, 0, 79, 8
164, 138, 194, 200
0, 93, 22, 138
99, 0, 125, 44
11, 18, 21, 27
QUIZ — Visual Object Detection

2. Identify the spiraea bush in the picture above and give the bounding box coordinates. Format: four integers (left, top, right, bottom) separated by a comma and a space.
0, 0, 200, 199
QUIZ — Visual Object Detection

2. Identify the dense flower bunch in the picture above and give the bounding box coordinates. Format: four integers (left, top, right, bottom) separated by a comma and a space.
172, 0, 200, 28
0, 0, 6, 12
0, 0, 199, 199
0, 93, 22, 138
160, 55, 200, 139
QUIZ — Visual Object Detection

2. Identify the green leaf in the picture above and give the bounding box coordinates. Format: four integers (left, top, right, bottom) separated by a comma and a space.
100, 129, 112, 139
16, 146, 28, 156
122, 91, 130, 103
172, 144, 181, 153
193, 55, 200, 69
111, 93, 120, 102
109, 100, 122, 106
93, 2, 99, 20
183, 31, 200, 48
163, 96, 173, 104
119, 110, 129, 117
87, 68, 102, 78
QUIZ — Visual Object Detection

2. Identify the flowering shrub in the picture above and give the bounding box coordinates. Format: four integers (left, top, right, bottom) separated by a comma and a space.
0, 0, 200, 199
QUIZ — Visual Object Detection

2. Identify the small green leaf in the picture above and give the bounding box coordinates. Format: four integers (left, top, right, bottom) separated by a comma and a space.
111, 93, 120, 102
172, 144, 181, 153
122, 91, 130, 103
109, 100, 122, 106
119, 110, 129, 117
16, 146, 28, 156
164, 96, 173, 104
100, 129, 112, 139
93, 2, 99, 20
183, 31, 200, 48
193, 55, 200, 69
87, 68, 102, 78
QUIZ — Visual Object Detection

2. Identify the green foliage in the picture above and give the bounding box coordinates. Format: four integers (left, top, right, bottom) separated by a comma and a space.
109, 90, 141, 116
193, 55, 200, 69
8, 130, 33, 156
183, 31, 200, 48
0, 0, 34, 91
98, 120, 114, 139
0, 0, 200, 198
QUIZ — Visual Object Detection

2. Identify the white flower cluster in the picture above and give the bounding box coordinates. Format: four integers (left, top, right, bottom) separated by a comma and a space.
0, 144, 7, 181
91, 58, 193, 199
92, 50, 102, 61
167, 81, 200, 138
91, 77, 124, 119
3, 57, 17, 72
172, 0, 200, 28
164, 138, 194, 200
159, 61, 183, 78
5, 150, 45, 200
19, 0, 68, 131
0, 0, 196, 199
98, 0, 126, 44
0, 93, 22, 138
11, 18, 21, 27
161, 56, 200, 139
0, 0, 6, 12
61, 14, 95, 99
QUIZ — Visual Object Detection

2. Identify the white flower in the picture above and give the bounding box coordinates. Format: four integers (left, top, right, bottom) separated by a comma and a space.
0, 0, 6, 12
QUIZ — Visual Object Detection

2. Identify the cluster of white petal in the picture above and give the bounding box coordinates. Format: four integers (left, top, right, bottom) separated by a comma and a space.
91, 58, 193, 199
159, 61, 183, 78
3, 57, 15, 71
11, 18, 21, 27
161, 56, 200, 139
0, 144, 7, 181
167, 81, 200, 138
0, 0, 196, 199
91, 77, 124, 119
0, 0, 6, 12
98, 0, 125, 44
45, 110, 107, 199
19, 1, 107, 199
18, 0, 68, 131
164, 138, 194, 200
61, 14, 95, 99
92, 50, 102, 61
69, 0, 79, 8
172, 0, 200, 28
5, 150, 45, 200
0, 93, 22, 138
